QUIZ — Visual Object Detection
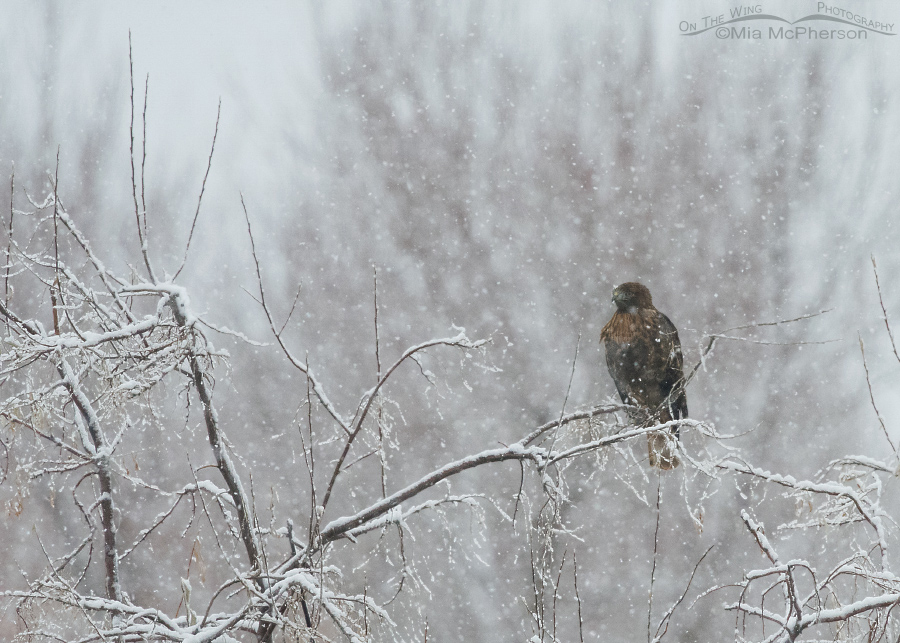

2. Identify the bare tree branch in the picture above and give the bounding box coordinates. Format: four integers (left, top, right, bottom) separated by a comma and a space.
173, 99, 221, 281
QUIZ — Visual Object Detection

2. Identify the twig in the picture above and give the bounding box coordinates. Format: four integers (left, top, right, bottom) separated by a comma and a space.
173, 99, 221, 281
241, 195, 351, 434
871, 255, 900, 365
574, 550, 585, 643
552, 549, 567, 642
522, 404, 627, 447
512, 458, 525, 526
684, 309, 833, 388
703, 334, 838, 347
374, 265, 387, 498
648, 470, 661, 643
128, 32, 156, 283
717, 308, 833, 333
141, 71, 148, 239
278, 281, 303, 336
304, 352, 317, 549
651, 544, 714, 642
319, 331, 485, 516
858, 333, 896, 454
51, 148, 61, 335
4, 164, 12, 336
528, 520, 542, 637
374, 266, 381, 378
547, 333, 581, 456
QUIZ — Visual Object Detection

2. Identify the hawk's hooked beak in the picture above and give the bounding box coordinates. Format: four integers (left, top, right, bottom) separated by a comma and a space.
611, 289, 620, 304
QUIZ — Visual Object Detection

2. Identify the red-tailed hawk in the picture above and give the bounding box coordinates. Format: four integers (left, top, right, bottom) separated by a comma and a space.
600, 282, 687, 469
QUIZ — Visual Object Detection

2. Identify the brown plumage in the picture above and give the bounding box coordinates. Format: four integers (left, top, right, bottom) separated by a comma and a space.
600, 282, 687, 469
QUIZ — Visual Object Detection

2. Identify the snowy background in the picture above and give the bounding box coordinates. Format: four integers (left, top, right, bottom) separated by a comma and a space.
2, 1, 900, 640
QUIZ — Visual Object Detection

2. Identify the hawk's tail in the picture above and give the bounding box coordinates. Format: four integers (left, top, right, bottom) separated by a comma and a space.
648, 432, 680, 470
648, 405, 681, 469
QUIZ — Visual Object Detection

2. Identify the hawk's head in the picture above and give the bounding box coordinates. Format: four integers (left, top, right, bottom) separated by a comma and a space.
612, 282, 653, 312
